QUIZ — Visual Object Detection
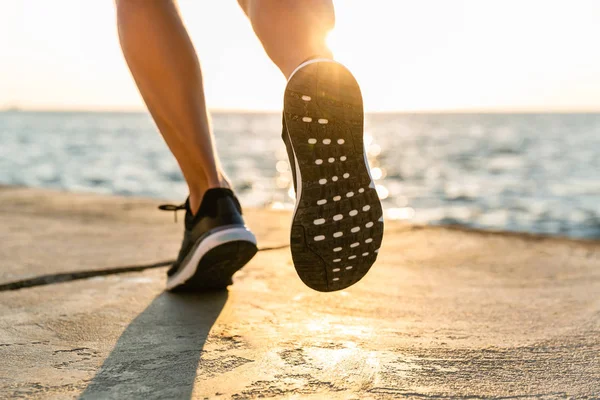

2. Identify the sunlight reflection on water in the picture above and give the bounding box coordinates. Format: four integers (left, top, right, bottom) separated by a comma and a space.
1, 111, 599, 238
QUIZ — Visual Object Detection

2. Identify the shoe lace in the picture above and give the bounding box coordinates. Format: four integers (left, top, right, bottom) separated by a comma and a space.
158, 202, 186, 223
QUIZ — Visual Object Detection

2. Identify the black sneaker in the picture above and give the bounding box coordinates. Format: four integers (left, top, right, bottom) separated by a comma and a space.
282, 59, 384, 292
159, 188, 257, 291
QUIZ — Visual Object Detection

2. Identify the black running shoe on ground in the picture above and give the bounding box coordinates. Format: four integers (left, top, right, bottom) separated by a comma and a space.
159, 188, 257, 291
282, 58, 384, 292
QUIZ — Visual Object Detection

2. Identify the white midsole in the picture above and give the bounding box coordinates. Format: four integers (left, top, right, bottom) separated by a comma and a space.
288, 57, 336, 80
166, 226, 257, 290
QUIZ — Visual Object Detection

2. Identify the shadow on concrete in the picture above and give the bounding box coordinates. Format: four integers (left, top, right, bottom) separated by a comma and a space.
80, 290, 228, 399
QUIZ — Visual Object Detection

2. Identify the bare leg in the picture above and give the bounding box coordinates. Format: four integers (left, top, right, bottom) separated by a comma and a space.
238, 0, 335, 78
116, 0, 228, 214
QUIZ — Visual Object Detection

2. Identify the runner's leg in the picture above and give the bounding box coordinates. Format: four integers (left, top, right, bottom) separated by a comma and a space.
116, 0, 228, 213
237, 0, 335, 78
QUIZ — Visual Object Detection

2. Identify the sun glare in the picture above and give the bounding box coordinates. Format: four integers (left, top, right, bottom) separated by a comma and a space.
325, 30, 339, 56
1, 0, 598, 111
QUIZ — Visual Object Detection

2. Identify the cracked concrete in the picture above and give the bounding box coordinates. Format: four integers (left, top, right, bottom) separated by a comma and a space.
1, 186, 599, 399
0, 186, 291, 286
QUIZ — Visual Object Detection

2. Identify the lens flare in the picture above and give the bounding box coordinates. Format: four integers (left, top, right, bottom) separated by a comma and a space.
325, 30, 338, 54
386, 207, 416, 220
376, 184, 389, 200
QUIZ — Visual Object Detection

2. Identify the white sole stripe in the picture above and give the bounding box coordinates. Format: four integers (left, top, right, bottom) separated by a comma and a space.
166, 226, 257, 290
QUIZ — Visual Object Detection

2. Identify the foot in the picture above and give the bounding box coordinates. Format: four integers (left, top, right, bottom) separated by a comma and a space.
282, 59, 384, 292
160, 188, 258, 291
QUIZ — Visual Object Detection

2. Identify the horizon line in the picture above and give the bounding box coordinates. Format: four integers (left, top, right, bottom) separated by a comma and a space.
2, 107, 600, 115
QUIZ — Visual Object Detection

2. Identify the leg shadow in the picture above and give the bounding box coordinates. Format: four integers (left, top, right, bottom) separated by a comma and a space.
80, 290, 228, 399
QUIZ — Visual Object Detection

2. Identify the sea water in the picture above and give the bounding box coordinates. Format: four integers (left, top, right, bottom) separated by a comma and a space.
1, 111, 599, 238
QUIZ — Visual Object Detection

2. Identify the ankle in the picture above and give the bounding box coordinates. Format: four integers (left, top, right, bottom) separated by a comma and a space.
187, 175, 231, 216
218, 172, 232, 190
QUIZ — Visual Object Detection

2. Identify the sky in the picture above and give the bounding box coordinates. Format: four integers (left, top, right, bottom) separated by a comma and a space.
0, 0, 599, 112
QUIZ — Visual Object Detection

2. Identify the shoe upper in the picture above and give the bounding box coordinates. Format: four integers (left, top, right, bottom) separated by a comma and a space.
166, 188, 246, 276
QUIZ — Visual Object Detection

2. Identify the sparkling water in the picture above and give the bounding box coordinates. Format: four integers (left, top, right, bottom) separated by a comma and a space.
1, 111, 599, 238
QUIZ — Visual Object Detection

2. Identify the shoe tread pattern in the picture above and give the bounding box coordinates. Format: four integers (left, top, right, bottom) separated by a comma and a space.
284, 61, 384, 292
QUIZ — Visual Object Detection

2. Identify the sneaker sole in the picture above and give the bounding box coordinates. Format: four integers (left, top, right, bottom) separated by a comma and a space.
284, 59, 384, 292
166, 226, 258, 292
